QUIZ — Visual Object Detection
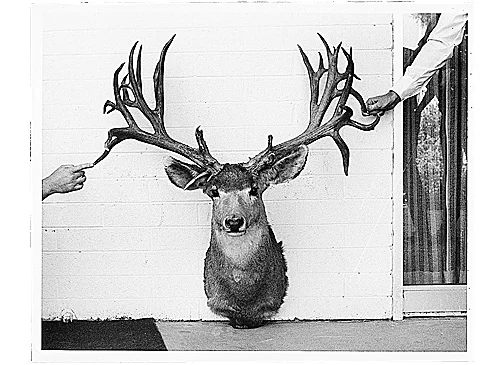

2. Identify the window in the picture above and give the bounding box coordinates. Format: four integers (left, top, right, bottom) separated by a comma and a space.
402, 13, 467, 286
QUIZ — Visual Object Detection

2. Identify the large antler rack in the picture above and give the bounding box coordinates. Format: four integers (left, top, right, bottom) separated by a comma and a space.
243, 33, 381, 176
94, 35, 222, 175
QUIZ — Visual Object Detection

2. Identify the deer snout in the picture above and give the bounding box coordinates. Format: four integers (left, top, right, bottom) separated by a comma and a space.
223, 215, 247, 235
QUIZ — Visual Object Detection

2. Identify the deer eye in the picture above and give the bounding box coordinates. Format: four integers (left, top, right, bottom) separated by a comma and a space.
209, 186, 219, 198
249, 184, 259, 196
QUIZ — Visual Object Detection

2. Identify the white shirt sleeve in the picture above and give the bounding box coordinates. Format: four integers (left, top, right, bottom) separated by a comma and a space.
391, 13, 468, 101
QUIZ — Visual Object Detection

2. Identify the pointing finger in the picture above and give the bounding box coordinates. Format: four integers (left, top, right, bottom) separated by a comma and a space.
73, 163, 94, 172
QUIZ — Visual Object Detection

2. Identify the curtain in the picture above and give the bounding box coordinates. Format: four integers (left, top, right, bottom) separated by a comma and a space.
403, 14, 468, 285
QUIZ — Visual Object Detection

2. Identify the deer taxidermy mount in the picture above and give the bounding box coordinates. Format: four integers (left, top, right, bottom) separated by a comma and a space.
94, 34, 381, 329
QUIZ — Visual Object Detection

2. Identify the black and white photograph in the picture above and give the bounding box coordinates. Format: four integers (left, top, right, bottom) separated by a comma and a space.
7, 0, 493, 363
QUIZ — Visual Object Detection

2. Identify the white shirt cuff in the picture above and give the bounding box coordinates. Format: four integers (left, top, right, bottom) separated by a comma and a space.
391, 75, 415, 102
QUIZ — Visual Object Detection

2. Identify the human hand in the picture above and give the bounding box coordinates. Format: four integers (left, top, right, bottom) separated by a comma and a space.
365, 90, 401, 116
42, 163, 93, 200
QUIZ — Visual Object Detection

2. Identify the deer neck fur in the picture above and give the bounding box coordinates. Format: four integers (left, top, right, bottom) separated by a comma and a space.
211, 222, 271, 268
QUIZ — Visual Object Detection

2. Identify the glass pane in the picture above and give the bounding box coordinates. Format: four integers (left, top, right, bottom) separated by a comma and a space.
402, 14, 467, 285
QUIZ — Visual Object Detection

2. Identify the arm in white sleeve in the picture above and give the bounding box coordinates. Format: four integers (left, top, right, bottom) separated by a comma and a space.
391, 13, 468, 101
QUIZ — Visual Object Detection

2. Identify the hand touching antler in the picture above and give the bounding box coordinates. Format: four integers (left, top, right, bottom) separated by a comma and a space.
244, 34, 380, 176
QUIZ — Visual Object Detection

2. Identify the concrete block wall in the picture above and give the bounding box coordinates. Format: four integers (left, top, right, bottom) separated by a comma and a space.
40, 3, 394, 320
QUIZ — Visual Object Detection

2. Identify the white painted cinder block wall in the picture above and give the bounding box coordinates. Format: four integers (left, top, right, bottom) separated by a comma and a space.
40, 3, 394, 321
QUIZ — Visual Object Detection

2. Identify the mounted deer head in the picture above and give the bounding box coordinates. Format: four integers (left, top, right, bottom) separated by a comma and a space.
94, 34, 380, 328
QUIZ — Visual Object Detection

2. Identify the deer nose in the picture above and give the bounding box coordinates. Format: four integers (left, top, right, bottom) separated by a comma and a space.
224, 215, 247, 233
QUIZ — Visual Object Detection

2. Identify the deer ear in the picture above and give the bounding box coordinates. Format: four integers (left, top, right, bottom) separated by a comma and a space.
258, 145, 309, 187
165, 157, 210, 190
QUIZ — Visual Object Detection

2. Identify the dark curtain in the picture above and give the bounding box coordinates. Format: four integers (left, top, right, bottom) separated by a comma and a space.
403, 14, 467, 285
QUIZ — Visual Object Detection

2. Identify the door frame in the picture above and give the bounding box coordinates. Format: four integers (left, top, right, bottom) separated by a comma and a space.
390, 12, 467, 320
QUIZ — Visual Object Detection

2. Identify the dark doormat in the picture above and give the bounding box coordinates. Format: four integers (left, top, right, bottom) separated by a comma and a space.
42, 318, 167, 350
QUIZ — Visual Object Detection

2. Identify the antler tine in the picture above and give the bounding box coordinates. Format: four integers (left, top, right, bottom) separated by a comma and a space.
110, 62, 137, 127
304, 35, 348, 132
244, 34, 380, 176
333, 46, 355, 119
126, 41, 165, 136
331, 129, 350, 176
317, 36, 344, 118
136, 44, 143, 91
330, 106, 381, 175
95, 37, 222, 173
298, 45, 323, 130
153, 35, 176, 126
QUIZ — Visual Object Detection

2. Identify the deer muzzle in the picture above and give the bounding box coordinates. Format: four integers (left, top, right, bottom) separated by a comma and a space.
223, 215, 247, 236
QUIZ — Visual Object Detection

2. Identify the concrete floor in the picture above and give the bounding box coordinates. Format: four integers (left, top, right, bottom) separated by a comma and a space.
156, 317, 466, 351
